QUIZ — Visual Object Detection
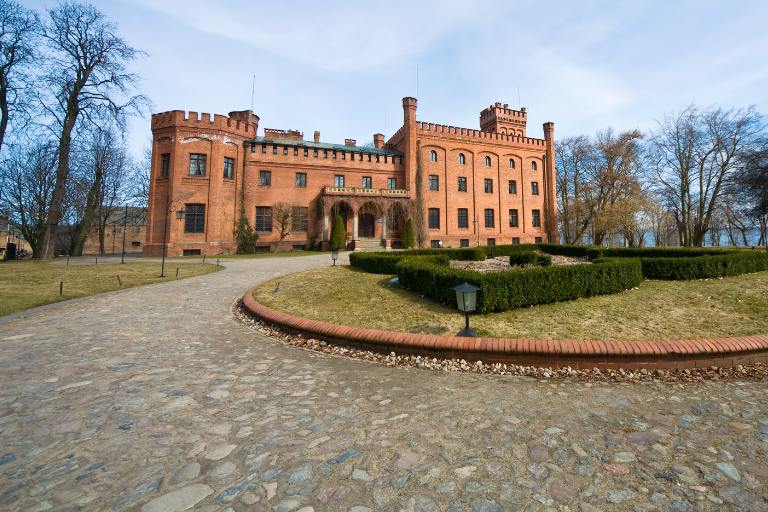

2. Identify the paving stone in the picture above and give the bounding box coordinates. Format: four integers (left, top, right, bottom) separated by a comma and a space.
140, 484, 213, 512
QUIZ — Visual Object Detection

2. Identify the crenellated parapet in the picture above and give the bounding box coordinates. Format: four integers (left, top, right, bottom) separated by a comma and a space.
151, 109, 259, 139
416, 121, 546, 147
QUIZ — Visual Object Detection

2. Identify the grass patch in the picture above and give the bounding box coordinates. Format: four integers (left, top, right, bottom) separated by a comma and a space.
253, 266, 768, 341
1, 261, 220, 317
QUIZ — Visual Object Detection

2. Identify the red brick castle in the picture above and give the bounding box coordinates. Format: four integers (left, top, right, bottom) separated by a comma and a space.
144, 97, 557, 256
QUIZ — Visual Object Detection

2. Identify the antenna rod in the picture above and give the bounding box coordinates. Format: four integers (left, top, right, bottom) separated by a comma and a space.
250, 74, 256, 112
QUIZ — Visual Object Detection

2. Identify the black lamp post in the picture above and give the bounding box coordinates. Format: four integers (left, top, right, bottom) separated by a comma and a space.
160, 203, 185, 278
451, 282, 480, 337
331, 250, 339, 266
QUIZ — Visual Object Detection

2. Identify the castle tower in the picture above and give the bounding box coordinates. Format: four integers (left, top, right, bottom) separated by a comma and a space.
479, 102, 527, 137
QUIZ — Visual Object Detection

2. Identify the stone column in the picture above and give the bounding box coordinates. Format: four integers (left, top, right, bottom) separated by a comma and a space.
322, 213, 329, 241
352, 212, 359, 240
380, 215, 387, 239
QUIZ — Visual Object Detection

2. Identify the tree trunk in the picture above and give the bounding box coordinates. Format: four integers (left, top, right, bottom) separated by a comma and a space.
0, 80, 8, 156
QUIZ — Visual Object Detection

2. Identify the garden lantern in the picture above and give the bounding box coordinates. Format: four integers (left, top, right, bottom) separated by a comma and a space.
451, 282, 480, 337
331, 250, 339, 266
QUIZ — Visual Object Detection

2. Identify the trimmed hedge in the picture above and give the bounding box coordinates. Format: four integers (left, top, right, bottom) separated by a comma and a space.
486, 244, 537, 257
538, 243, 593, 258
407, 247, 487, 261
640, 251, 768, 280
349, 248, 479, 274
395, 257, 643, 313
599, 246, 733, 258
509, 251, 538, 266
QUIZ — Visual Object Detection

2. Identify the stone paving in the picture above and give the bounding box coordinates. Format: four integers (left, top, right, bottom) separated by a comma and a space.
1, 254, 767, 512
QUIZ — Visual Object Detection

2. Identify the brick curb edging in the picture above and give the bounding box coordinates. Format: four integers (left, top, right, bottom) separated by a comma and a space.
242, 288, 768, 369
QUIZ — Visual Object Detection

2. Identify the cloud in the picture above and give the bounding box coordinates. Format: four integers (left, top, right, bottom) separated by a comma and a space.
123, 0, 517, 70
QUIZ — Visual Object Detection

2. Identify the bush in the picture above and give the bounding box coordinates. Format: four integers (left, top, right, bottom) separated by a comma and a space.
330, 215, 346, 251
509, 251, 538, 266
395, 257, 643, 313
599, 246, 733, 258
486, 244, 537, 257
234, 215, 258, 254
640, 251, 768, 280
402, 219, 415, 249
350, 247, 484, 273
538, 254, 553, 267
537, 243, 593, 258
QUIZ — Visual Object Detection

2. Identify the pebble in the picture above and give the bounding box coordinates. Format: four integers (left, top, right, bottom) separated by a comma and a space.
140, 484, 213, 512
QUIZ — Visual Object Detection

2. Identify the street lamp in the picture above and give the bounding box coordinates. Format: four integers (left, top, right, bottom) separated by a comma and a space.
331, 250, 339, 266
451, 282, 480, 337
160, 202, 185, 278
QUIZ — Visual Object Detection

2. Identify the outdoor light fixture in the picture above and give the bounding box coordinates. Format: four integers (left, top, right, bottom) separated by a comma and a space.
451, 282, 480, 337
331, 250, 339, 266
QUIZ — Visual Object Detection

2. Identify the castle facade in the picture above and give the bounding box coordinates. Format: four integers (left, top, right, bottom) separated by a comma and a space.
144, 98, 557, 256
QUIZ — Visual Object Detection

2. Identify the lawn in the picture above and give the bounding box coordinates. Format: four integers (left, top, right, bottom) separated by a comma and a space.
253, 266, 768, 340
1, 261, 220, 317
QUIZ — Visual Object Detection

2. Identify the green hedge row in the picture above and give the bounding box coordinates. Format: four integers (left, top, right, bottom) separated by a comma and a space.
395, 257, 643, 313
537, 243, 592, 258
508, 251, 552, 267
349, 248, 478, 274
640, 251, 768, 280
598, 246, 734, 258
486, 244, 537, 257
406, 247, 487, 261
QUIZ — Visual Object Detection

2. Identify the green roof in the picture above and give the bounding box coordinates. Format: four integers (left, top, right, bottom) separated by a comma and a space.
250, 136, 402, 157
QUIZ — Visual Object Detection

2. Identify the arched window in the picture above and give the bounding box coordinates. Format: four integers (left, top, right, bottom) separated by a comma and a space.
429, 150, 437, 162
484, 156, 491, 167
458, 153, 465, 165
508, 158, 515, 169
531, 160, 538, 171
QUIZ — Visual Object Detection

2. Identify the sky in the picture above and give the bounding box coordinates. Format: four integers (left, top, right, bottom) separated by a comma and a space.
22, 0, 768, 160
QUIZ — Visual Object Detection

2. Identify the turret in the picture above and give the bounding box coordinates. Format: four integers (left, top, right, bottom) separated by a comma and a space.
479, 102, 527, 136
373, 133, 385, 149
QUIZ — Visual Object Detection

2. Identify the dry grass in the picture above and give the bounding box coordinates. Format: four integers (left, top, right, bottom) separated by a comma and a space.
253, 266, 768, 340
1, 261, 220, 317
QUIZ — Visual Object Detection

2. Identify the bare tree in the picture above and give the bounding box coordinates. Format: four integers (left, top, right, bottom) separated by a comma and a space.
2, 140, 58, 256
0, 0, 39, 155
647, 106, 763, 246
555, 135, 592, 244
735, 145, 768, 246
37, 2, 147, 259
272, 201, 292, 241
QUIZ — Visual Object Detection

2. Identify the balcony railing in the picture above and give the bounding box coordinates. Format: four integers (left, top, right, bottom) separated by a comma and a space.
322, 186, 409, 198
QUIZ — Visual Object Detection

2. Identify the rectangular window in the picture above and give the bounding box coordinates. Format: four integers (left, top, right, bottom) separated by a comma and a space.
531, 181, 540, 195
429, 175, 439, 191
460, 239, 469, 248
535, 236, 543, 244
362, 176, 372, 189
508, 180, 517, 194
430, 240, 441, 248
255, 206, 273, 232
272, 145, 277, 155
313, 149, 318, 157
223, 157, 235, 179
532, 209, 541, 227
259, 170, 271, 187
512, 237, 520, 245
484, 179, 493, 193
291, 206, 308, 232
509, 208, 519, 228
334, 175, 345, 187
161, 153, 170, 177
184, 203, 205, 233
303, 148, 308, 157
388, 178, 397, 190
484, 208, 495, 228
487, 238, 496, 246
342, 151, 346, 160
189, 153, 206, 176
428, 208, 440, 229
261, 144, 267, 154
283, 146, 288, 155
295, 172, 307, 188
457, 208, 469, 229
293, 147, 298, 156
323, 150, 328, 159
458, 176, 467, 192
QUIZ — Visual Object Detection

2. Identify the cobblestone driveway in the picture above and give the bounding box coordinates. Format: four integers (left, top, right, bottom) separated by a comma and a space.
1, 255, 767, 512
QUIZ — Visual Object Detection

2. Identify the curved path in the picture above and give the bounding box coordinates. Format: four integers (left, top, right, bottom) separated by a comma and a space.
1, 255, 767, 512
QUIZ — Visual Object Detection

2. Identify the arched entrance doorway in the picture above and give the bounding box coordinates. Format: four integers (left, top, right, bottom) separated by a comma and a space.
359, 213, 375, 238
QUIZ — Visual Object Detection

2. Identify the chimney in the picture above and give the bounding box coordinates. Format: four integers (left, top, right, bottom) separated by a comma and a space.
344, 138, 356, 147
313, 130, 320, 143
373, 133, 385, 149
